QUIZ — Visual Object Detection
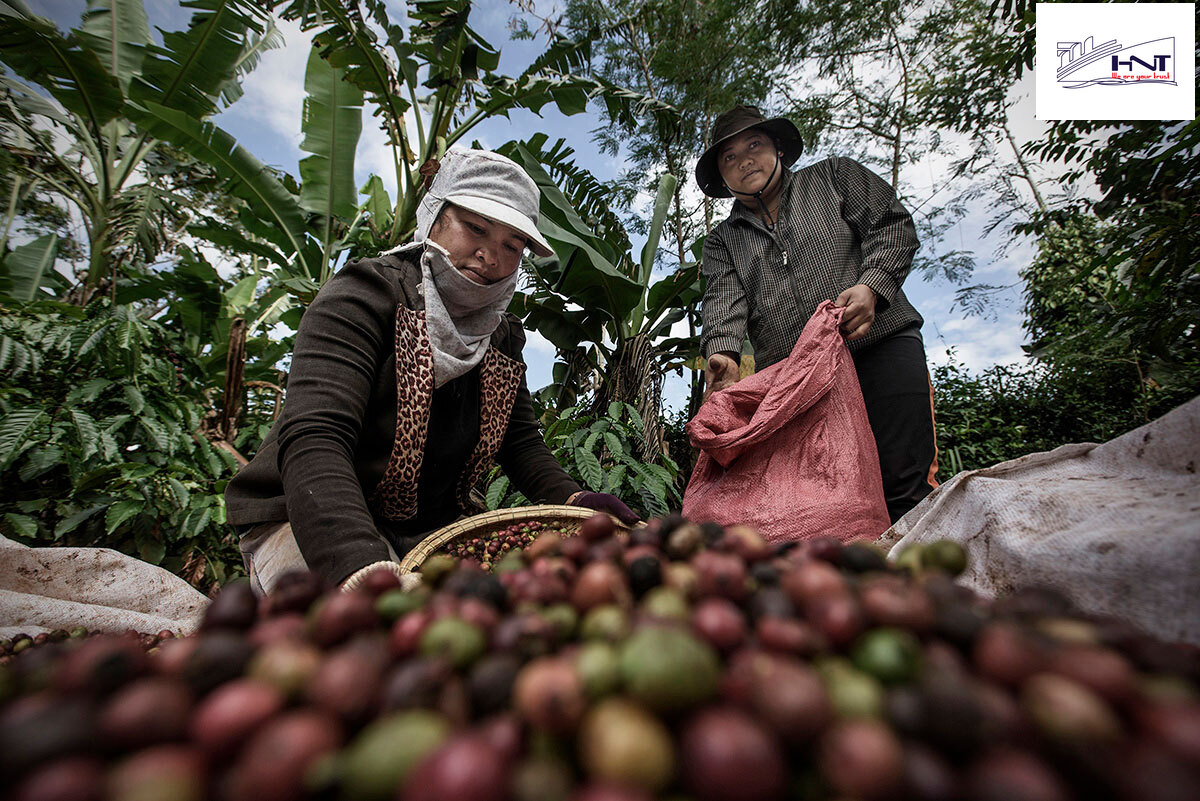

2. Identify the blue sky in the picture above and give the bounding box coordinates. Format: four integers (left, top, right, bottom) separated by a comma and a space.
34, 0, 1045, 413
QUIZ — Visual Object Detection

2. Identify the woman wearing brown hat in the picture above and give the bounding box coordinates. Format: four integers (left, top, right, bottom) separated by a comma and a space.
225, 148, 638, 593
695, 106, 938, 524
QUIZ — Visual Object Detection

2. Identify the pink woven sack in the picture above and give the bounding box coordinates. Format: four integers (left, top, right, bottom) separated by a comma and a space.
683, 301, 890, 544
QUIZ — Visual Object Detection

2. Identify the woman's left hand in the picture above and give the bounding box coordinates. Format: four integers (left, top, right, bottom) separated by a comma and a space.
568, 491, 641, 525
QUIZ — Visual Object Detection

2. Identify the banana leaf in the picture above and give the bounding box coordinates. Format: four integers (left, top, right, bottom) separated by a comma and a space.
629, 173, 678, 332
280, 0, 413, 153
509, 291, 606, 355
359, 175, 393, 232
0, 6, 124, 131
503, 141, 641, 320
135, 102, 317, 282
298, 45, 364, 221
218, 21, 283, 107
77, 0, 150, 93
129, 0, 269, 119
645, 262, 702, 329
0, 234, 62, 301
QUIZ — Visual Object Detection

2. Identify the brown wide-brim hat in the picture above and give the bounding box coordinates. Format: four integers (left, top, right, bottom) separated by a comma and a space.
695, 105, 804, 199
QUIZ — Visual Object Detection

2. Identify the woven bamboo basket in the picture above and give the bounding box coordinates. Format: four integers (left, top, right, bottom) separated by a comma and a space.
397, 505, 628, 573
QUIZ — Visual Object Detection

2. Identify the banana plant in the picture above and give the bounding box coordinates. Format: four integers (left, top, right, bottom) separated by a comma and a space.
485, 400, 682, 518
274, 0, 677, 251
0, 0, 282, 297
149, 43, 365, 301
153, 0, 677, 311
498, 135, 703, 461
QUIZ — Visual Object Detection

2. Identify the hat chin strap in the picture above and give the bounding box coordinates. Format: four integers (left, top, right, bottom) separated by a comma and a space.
726, 156, 781, 231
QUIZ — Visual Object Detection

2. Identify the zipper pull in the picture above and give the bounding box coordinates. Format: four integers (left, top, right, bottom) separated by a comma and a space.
782, 249, 788, 267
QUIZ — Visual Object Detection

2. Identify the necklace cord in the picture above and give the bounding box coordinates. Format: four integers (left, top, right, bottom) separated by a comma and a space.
728, 156, 781, 231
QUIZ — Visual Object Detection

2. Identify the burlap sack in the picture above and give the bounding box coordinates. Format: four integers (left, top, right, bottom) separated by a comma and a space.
878, 395, 1200, 645
0, 535, 208, 638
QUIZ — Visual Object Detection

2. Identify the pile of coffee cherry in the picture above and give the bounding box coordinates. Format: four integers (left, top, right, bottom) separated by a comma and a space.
441, 520, 574, 571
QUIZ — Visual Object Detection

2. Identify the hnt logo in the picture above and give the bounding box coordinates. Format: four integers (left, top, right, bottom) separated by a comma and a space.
1056, 36, 1176, 88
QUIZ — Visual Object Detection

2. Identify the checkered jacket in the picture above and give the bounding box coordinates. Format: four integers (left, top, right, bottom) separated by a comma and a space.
700, 156, 923, 368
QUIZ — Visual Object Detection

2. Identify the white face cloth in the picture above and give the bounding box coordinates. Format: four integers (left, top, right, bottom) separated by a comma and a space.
418, 237, 517, 388
380, 194, 519, 388
383, 147, 542, 388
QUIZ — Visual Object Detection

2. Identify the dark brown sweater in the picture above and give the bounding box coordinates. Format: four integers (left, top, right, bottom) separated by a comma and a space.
224, 251, 580, 584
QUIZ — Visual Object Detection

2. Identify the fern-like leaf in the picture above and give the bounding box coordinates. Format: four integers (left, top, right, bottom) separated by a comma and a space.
0, 407, 46, 468
575, 446, 603, 491
69, 408, 100, 460
485, 474, 510, 511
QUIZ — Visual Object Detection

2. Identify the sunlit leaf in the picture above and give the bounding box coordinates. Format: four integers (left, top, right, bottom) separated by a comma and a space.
298, 44, 364, 221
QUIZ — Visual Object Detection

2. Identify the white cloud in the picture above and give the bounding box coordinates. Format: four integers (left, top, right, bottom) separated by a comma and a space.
524, 328, 557, 356
239, 18, 310, 150
924, 308, 1029, 372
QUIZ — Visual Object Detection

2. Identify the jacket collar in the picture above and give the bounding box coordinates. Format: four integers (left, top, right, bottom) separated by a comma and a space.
378, 244, 426, 312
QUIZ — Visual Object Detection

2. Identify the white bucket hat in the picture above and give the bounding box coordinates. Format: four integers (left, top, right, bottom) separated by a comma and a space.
416, 147, 555, 258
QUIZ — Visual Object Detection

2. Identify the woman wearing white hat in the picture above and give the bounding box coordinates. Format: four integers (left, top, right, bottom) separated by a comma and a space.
226, 148, 638, 593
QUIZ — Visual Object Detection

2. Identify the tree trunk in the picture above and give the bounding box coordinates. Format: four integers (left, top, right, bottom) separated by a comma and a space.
217, 317, 247, 443
688, 316, 706, 421
553, 346, 594, 414
592, 333, 664, 463
1002, 120, 1049, 213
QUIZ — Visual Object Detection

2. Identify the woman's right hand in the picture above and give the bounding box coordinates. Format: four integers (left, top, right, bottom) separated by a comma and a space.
704, 352, 740, 398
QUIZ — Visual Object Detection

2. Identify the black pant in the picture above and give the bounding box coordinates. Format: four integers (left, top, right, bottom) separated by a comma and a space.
852, 330, 938, 523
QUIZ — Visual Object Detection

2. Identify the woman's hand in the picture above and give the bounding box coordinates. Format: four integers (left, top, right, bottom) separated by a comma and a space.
833, 284, 878, 341
704, 352, 740, 398
567, 491, 640, 525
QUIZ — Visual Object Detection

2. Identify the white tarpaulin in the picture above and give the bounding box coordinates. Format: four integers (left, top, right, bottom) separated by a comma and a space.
0, 535, 208, 638
878, 396, 1200, 645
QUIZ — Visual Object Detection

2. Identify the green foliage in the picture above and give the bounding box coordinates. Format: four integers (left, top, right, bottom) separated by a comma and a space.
1020, 212, 1117, 353
913, 0, 1025, 135
499, 137, 701, 454
1013, 120, 1200, 412
127, 0, 274, 120
930, 358, 1032, 474
137, 101, 323, 289
930, 350, 1198, 477
0, 233, 67, 301
78, 0, 152, 94
0, 300, 244, 589
0, 0, 278, 295
659, 405, 696, 499
484, 402, 681, 518
298, 46, 364, 223
560, 0, 782, 206
272, 0, 675, 257
0, 0, 676, 591
0, 4, 125, 132
1020, 119, 1200, 382
553, 0, 790, 418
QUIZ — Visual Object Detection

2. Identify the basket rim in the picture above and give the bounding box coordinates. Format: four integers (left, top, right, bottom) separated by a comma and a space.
398, 504, 618, 573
